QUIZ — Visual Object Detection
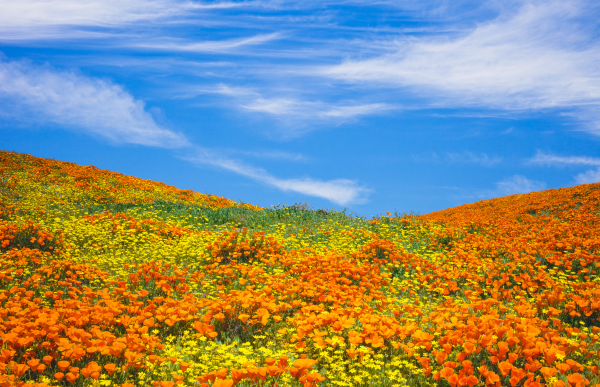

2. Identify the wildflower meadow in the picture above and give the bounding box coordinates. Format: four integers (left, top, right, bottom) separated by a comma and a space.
1, 150, 599, 387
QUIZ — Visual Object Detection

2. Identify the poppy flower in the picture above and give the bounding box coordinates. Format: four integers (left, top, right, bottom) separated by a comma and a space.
439, 367, 455, 380
172, 374, 185, 385
556, 363, 571, 374
485, 372, 500, 385
10, 364, 29, 377
178, 361, 190, 372
58, 361, 70, 372
27, 359, 41, 370
0, 350, 16, 363
346, 348, 359, 359
104, 363, 117, 375
81, 368, 92, 378
287, 367, 301, 379
65, 372, 79, 383
498, 361, 513, 377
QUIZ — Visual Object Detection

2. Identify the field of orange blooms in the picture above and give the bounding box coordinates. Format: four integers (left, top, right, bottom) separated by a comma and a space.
1, 149, 599, 387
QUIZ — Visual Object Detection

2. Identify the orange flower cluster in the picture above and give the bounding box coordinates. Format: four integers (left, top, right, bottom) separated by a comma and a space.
163, 209, 599, 386
0, 218, 63, 253
0, 242, 208, 387
205, 229, 284, 265
192, 357, 324, 387
403, 182, 600, 386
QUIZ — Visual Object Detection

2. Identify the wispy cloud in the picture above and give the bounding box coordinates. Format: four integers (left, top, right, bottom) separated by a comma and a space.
445, 151, 502, 166
0, 0, 247, 41
210, 83, 396, 128
0, 58, 188, 147
243, 98, 393, 120
530, 150, 600, 185
527, 150, 600, 166
413, 150, 502, 166
321, 0, 600, 132
229, 149, 307, 162
134, 33, 281, 53
493, 175, 546, 197
186, 148, 371, 205
463, 175, 546, 200
574, 168, 600, 184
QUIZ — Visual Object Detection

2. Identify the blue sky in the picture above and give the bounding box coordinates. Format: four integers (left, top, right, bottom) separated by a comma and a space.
1, 0, 600, 217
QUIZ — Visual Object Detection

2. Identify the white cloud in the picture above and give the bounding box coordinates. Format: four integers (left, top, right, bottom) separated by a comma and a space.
574, 168, 600, 184
135, 33, 281, 53
493, 175, 546, 197
210, 83, 395, 125
0, 0, 246, 40
267, 177, 370, 205
445, 151, 502, 166
527, 150, 600, 166
1, 0, 170, 27
232, 149, 307, 162
319, 104, 395, 118
528, 151, 600, 185
0, 58, 188, 148
450, 174, 547, 202
186, 149, 371, 205
412, 150, 501, 166
321, 0, 600, 131
241, 97, 302, 116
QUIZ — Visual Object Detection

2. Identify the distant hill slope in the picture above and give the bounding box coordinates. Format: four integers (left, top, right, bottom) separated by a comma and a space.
0, 150, 259, 211
421, 181, 600, 226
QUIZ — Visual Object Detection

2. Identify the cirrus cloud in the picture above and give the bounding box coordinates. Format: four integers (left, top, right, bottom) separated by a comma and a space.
0, 58, 189, 148
574, 168, 600, 184
321, 0, 600, 133
186, 148, 372, 205
0, 0, 247, 41
527, 150, 600, 166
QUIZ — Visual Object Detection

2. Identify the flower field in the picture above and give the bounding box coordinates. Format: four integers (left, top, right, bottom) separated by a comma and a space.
1, 150, 599, 387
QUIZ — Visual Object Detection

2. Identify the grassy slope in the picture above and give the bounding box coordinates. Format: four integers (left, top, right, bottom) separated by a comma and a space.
1, 150, 600, 387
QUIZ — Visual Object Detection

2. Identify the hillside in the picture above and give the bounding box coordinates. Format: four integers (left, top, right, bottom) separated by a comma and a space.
1, 150, 599, 387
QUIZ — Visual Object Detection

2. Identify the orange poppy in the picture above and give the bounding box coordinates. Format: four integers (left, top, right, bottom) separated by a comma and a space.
498, 361, 512, 377
212, 379, 234, 387
556, 363, 571, 374
10, 364, 29, 377
178, 361, 190, 372
439, 367, 455, 380
172, 374, 185, 385
58, 361, 70, 372
346, 348, 359, 359
104, 363, 117, 375
65, 372, 79, 384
